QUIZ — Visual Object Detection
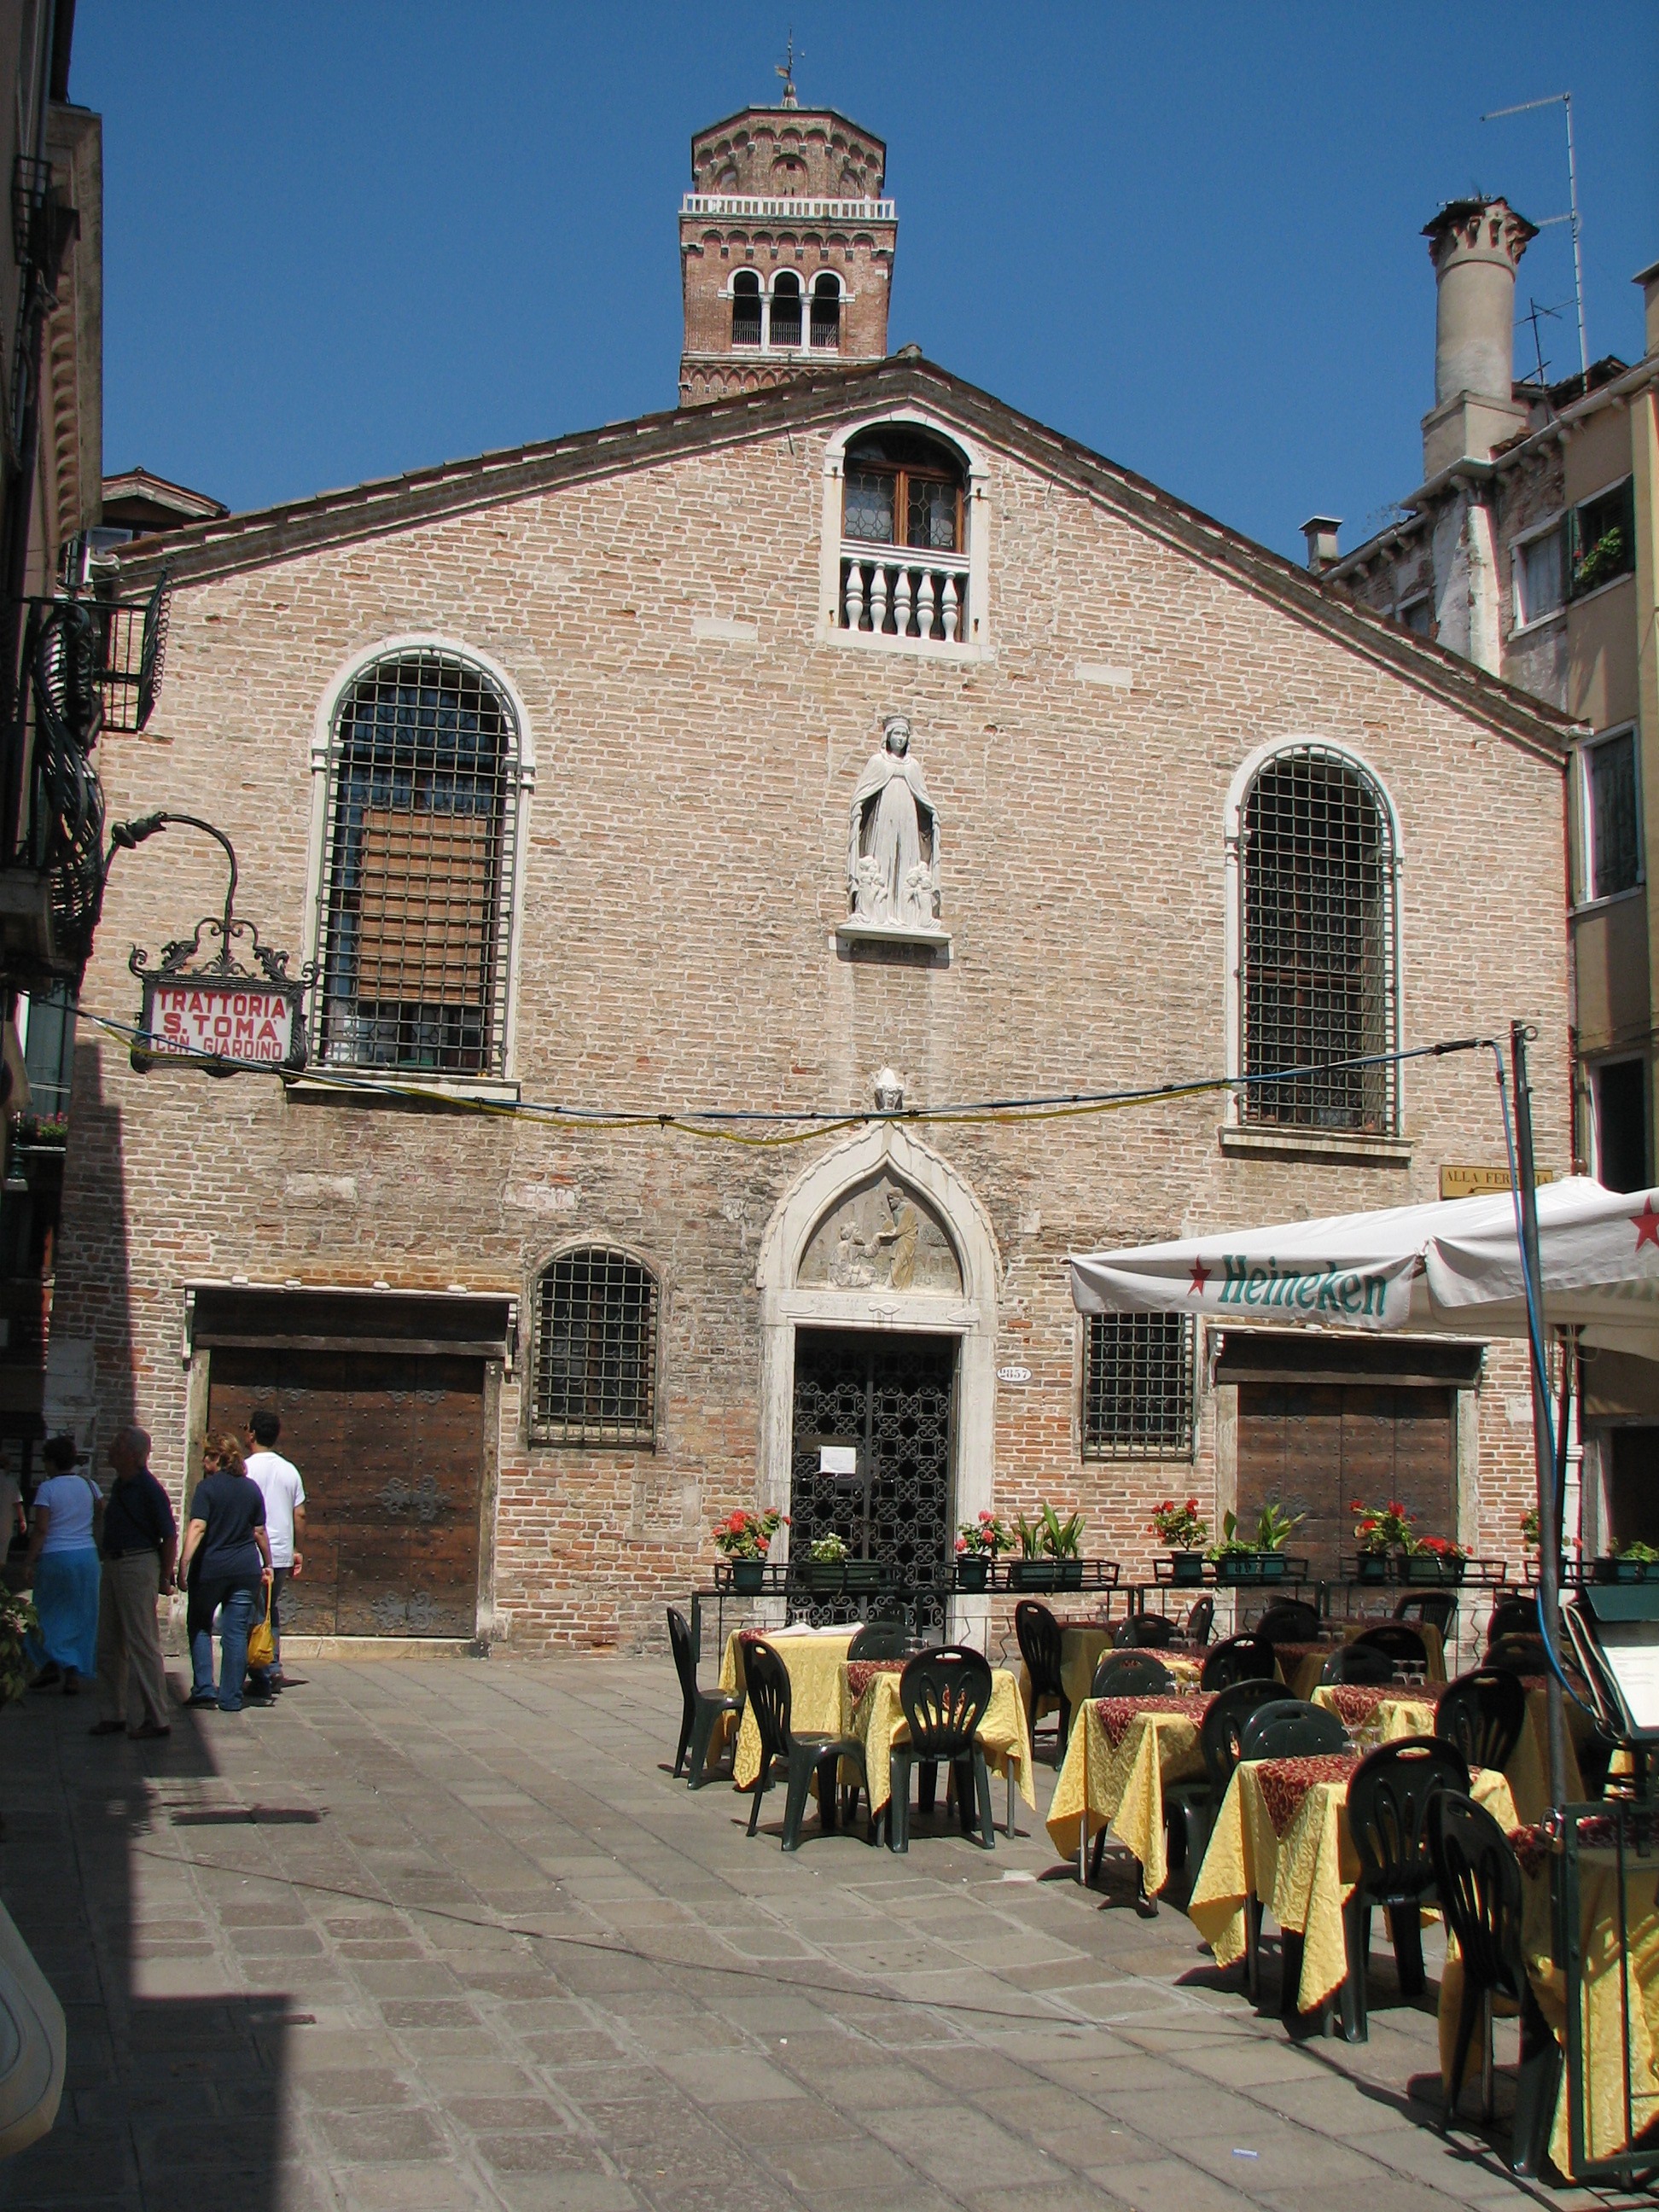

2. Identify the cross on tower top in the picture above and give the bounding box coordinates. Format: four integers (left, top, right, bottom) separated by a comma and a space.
775, 32, 800, 108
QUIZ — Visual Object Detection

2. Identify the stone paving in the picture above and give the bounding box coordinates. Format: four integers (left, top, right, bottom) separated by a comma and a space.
0, 1655, 1650, 2212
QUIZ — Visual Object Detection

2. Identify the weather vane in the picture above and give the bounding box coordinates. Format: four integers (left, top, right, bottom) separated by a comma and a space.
776, 30, 800, 108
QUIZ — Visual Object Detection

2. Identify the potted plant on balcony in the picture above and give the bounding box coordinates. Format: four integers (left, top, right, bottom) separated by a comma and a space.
1009, 1504, 1086, 1591
1592, 1540, 1659, 1585
954, 1511, 1010, 1592
1406, 1534, 1467, 1585
1150, 1498, 1210, 1584
1352, 1497, 1415, 1584
1209, 1501, 1303, 1585
713, 1507, 785, 1593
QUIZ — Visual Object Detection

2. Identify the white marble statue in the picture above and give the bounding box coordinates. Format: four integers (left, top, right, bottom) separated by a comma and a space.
847, 716, 941, 930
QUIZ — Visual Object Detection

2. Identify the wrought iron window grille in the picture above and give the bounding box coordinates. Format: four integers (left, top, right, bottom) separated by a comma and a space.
1082, 1313, 1196, 1461
531, 1248, 659, 1447
313, 649, 521, 1078
1239, 746, 1398, 1134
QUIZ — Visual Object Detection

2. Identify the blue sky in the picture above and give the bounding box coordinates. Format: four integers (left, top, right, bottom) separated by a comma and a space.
76, 3, 1656, 566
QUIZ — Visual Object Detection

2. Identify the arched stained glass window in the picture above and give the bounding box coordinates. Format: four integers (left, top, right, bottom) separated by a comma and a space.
1239, 747, 1398, 1132
316, 649, 520, 1075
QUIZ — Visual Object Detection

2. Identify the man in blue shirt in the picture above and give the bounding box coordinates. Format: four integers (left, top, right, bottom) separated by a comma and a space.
89, 1426, 177, 1739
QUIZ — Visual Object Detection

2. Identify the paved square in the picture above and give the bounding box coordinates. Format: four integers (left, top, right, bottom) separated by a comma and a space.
0, 1657, 1645, 2210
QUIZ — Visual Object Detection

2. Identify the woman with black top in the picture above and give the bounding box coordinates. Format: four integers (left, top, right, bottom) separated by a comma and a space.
177, 1433, 272, 1712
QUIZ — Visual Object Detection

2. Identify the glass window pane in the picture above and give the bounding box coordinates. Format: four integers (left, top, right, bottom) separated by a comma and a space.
1517, 528, 1563, 624
905, 477, 958, 551
1590, 732, 1641, 899
843, 469, 895, 544
1571, 478, 1637, 598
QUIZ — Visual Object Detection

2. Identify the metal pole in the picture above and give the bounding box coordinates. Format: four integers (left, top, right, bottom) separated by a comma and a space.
1511, 1021, 1569, 1807
1563, 92, 1589, 386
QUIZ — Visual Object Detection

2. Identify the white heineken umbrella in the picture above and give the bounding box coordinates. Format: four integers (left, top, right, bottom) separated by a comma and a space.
1068, 1175, 1659, 1359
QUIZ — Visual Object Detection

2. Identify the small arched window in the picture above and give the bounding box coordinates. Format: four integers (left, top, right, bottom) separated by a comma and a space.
1239, 746, 1398, 1132
770, 270, 802, 348
316, 649, 521, 1075
842, 429, 963, 554
810, 272, 841, 351
532, 1247, 660, 1447
731, 270, 761, 348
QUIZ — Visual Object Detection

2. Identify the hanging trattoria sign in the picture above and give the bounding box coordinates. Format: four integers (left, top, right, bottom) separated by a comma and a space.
128, 919, 312, 1076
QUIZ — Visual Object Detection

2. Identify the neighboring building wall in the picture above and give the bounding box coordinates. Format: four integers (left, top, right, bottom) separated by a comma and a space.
55, 405, 1572, 1646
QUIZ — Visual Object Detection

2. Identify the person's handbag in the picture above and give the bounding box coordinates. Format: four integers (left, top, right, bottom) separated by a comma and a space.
77, 1472, 104, 1550
246, 1580, 276, 1671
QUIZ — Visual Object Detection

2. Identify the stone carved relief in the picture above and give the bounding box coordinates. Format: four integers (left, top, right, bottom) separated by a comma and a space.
798, 1175, 963, 1293
846, 716, 943, 934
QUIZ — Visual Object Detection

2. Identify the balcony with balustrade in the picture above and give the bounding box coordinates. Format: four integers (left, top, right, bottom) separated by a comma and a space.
838, 550, 970, 645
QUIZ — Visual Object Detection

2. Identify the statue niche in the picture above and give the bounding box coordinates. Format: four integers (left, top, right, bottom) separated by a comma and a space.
798, 1175, 963, 1294
846, 715, 942, 934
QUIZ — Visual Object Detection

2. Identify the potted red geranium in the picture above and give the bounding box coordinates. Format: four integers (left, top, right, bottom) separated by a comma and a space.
1352, 1498, 1415, 1583
1406, 1534, 1467, 1586
713, 1508, 785, 1592
1150, 1498, 1209, 1584
954, 1511, 1011, 1592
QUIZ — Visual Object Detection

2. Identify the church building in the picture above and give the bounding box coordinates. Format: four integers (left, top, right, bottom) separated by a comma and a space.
50, 91, 1579, 1650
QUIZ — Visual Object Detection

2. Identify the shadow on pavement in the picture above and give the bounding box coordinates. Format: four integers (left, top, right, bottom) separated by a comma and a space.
0, 1685, 297, 2210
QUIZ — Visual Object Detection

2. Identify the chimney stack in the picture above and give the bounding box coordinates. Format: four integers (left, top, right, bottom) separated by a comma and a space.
1420, 197, 1536, 480
1301, 515, 1342, 573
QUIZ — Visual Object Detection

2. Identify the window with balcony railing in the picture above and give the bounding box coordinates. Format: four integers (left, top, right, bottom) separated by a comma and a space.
731, 270, 761, 348
810, 273, 840, 349
770, 271, 802, 347
838, 429, 969, 644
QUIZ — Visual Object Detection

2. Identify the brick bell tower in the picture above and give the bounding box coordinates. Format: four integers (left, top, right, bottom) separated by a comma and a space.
678, 76, 896, 405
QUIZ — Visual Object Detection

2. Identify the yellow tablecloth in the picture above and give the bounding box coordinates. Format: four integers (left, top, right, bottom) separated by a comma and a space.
719, 1628, 858, 1790
847, 1667, 1034, 1818
1311, 1676, 1594, 1825
1189, 1755, 1516, 2017
1017, 1628, 1202, 1739
1312, 1684, 1439, 1745
1438, 1826, 1659, 2178
1045, 1696, 1207, 1895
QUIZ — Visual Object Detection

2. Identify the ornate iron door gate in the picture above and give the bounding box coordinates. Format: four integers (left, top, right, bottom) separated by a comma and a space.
789, 1330, 958, 1627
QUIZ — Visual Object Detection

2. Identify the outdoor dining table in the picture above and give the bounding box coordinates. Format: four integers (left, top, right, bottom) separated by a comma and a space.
1045, 1690, 1213, 1893
1310, 1675, 1592, 1824
1017, 1621, 1202, 1740
841, 1659, 1035, 1834
1187, 1748, 1519, 2019
719, 1625, 859, 1789
1437, 1814, 1659, 2179
1272, 1618, 1447, 1700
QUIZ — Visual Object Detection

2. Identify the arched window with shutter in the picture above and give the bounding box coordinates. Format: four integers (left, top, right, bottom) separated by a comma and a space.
531, 1248, 660, 1447
315, 647, 521, 1075
1237, 745, 1399, 1132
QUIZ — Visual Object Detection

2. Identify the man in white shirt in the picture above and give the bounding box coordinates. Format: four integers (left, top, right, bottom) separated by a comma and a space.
242, 1410, 306, 1688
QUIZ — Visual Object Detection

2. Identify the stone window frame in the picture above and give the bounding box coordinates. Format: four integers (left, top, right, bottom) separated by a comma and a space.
1573, 721, 1644, 912
1220, 736, 1409, 1160
526, 1239, 665, 1452
817, 410, 992, 661
301, 635, 536, 1103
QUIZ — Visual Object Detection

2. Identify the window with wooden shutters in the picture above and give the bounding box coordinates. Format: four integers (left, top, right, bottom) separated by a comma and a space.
532, 1248, 660, 1447
1239, 747, 1397, 1132
1082, 1313, 1196, 1460
316, 649, 520, 1074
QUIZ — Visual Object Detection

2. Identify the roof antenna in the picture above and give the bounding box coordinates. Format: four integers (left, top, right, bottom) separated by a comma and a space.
776, 30, 800, 108
1481, 93, 1588, 386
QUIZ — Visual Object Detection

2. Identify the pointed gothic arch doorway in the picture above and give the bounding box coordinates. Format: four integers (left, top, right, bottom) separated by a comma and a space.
754, 1126, 1001, 1629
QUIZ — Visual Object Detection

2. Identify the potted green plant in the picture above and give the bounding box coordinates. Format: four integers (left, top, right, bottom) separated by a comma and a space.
0, 1591, 37, 1708
1208, 1501, 1303, 1585
1351, 1497, 1414, 1583
1592, 1540, 1659, 1585
799, 1529, 883, 1591
1009, 1503, 1086, 1591
1150, 1498, 1210, 1584
712, 1507, 785, 1593
1406, 1534, 1467, 1585
954, 1510, 1010, 1592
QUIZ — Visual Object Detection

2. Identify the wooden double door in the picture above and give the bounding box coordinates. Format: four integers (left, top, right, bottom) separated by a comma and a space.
205, 1347, 486, 1639
1235, 1382, 1457, 1582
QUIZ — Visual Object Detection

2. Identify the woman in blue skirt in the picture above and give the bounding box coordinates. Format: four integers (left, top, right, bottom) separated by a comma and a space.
22, 1435, 102, 1693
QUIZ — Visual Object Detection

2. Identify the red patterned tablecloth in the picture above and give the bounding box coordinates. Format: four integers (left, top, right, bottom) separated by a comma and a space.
1254, 1751, 1360, 1837
844, 1659, 907, 1702
1093, 1691, 1212, 1751
1322, 1680, 1447, 1730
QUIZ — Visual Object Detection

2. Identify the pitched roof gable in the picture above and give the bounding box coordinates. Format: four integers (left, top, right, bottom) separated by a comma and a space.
111, 355, 1577, 762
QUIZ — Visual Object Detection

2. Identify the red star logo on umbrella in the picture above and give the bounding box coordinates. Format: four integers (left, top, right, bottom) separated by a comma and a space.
1635, 1200, 1659, 1251
1189, 1257, 1210, 1296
